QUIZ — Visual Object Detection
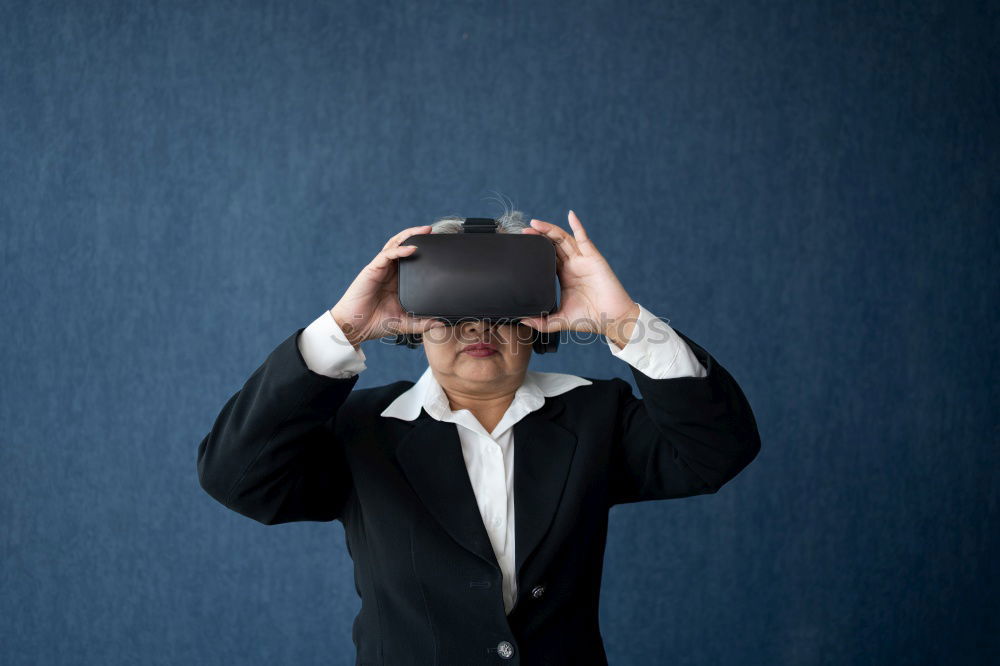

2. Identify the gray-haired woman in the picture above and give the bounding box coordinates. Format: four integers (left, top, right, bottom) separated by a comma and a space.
198, 210, 760, 664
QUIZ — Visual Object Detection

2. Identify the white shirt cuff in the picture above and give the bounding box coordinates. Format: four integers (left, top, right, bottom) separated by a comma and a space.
607, 303, 708, 379
297, 310, 368, 378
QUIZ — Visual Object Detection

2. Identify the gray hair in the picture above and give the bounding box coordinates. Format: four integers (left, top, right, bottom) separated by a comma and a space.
429, 210, 530, 234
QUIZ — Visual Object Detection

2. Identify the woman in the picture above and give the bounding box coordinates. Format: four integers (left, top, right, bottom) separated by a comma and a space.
197, 210, 761, 665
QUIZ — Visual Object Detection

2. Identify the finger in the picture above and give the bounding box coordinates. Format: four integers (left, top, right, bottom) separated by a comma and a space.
567, 210, 594, 252
384, 225, 433, 251
529, 219, 579, 255
369, 244, 417, 270
393, 224, 433, 243
384, 315, 439, 336
528, 218, 580, 262
519, 312, 568, 333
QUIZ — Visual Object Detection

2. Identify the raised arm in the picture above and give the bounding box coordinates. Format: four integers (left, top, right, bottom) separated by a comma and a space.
196, 327, 359, 524
517, 211, 760, 506
197, 224, 445, 524
607, 329, 760, 505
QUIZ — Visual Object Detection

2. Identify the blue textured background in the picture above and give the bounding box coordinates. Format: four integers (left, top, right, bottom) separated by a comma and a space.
2, 1, 997, 664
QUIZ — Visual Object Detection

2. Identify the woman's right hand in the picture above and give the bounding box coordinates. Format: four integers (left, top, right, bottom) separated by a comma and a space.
330, 225, 445, 349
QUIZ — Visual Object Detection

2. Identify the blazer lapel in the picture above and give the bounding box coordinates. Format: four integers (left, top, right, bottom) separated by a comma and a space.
393, 398, 577, 580
512, 398, 575, 580
396, 412, 499, 569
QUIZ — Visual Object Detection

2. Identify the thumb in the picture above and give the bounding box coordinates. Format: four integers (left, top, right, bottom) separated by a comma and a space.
519, 315, 554, 332
417, 318, 447, 332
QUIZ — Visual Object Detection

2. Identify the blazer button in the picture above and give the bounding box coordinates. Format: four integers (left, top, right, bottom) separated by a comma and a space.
496, 640, 514, 659
531, 584, 545, 599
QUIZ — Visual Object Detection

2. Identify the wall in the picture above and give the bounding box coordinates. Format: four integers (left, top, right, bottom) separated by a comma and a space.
1, 1, 996, 663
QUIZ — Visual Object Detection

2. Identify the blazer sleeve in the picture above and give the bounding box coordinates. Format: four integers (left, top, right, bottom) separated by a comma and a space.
607, 329, 761, 506
197, 328, 359, 525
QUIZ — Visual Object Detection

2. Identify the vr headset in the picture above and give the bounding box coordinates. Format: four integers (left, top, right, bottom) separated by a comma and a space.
393, 217, 560, 354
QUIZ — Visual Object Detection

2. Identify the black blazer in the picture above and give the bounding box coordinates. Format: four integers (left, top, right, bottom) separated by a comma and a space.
197, 326, 761, 665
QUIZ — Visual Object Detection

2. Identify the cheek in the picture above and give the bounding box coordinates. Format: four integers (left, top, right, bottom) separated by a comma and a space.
423, 328, 452, 345
504, 328, 535, 353
422, 334, 458, 359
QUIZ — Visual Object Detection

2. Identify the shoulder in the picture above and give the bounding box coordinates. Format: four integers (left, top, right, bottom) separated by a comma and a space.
552, 374, 630, 405
571, 376, 642, 414
341, 379, 414, 415
545, 376, 633, 433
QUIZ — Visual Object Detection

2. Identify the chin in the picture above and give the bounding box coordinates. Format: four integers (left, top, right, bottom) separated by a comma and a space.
458, 364, 505, 379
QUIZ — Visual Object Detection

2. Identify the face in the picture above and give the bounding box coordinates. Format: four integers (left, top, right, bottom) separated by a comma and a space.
421, 319, 535, 396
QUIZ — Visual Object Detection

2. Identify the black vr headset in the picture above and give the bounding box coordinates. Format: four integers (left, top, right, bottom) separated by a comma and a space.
393, 217, 560, 354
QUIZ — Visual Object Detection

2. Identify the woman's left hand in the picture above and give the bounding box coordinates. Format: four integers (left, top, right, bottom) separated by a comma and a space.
518, 210, 640, 344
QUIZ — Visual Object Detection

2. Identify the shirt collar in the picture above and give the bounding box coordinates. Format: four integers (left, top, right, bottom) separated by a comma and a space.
380, 365, 593, 426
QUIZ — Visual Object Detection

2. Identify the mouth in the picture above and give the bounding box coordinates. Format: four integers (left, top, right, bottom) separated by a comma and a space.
461, 342, 499, 357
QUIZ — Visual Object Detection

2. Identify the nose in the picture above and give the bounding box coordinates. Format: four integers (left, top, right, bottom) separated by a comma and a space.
458, 318, 500, 341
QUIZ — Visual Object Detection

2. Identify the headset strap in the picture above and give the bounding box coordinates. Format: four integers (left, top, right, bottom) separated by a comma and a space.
462, 217, 497, 233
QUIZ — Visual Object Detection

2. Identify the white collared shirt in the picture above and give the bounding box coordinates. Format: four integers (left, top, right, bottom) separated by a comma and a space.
296, 304, 706, 614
